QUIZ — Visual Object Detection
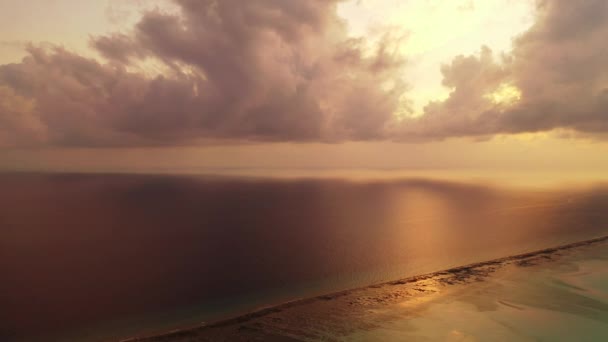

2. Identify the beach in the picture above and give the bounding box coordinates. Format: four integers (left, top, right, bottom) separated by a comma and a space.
128, 236, 608, 341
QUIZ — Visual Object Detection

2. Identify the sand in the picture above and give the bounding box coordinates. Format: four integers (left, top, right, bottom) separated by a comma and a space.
124, 236, 608, 341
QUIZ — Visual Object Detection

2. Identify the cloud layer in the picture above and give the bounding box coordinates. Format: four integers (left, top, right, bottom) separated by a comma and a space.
401, 0, 608, 140
0, 0, 607, 147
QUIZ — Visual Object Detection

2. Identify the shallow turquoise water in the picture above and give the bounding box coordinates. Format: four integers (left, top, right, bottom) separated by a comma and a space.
349, 245, 608, 341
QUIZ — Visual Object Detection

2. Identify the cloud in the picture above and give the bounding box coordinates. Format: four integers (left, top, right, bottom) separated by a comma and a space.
0, 0, 405, 147
0, 0, 607, 147
0, 85, 48, 147
398, 0, 608, 140
392, 46, 511, 140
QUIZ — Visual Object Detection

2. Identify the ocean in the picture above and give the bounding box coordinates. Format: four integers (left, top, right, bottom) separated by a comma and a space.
1, 173, 607, 341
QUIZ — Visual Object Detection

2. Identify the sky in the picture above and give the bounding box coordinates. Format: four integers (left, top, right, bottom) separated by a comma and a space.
1, 0, 608, 180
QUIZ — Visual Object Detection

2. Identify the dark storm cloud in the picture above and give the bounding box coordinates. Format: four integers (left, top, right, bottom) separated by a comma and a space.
0, 0, 607, 147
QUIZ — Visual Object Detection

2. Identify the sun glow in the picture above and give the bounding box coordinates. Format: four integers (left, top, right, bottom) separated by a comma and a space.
484, 83, 522, 106
337, 0, 534, 115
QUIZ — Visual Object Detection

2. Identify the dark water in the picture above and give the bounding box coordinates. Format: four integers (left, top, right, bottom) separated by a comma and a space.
1, 173, 608, 341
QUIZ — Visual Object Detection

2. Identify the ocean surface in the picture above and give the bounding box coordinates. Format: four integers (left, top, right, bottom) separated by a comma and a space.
1, 173, 608, 341
135, 237, 608, 341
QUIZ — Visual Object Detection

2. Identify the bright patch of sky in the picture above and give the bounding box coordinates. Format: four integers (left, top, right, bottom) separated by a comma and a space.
338, 0, 535, 114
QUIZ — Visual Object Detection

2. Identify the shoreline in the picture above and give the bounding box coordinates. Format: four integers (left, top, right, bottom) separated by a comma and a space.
123, 234, 608, 341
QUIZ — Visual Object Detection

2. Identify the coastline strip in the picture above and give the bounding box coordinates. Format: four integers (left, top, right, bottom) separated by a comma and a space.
124, 235, 608, 341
